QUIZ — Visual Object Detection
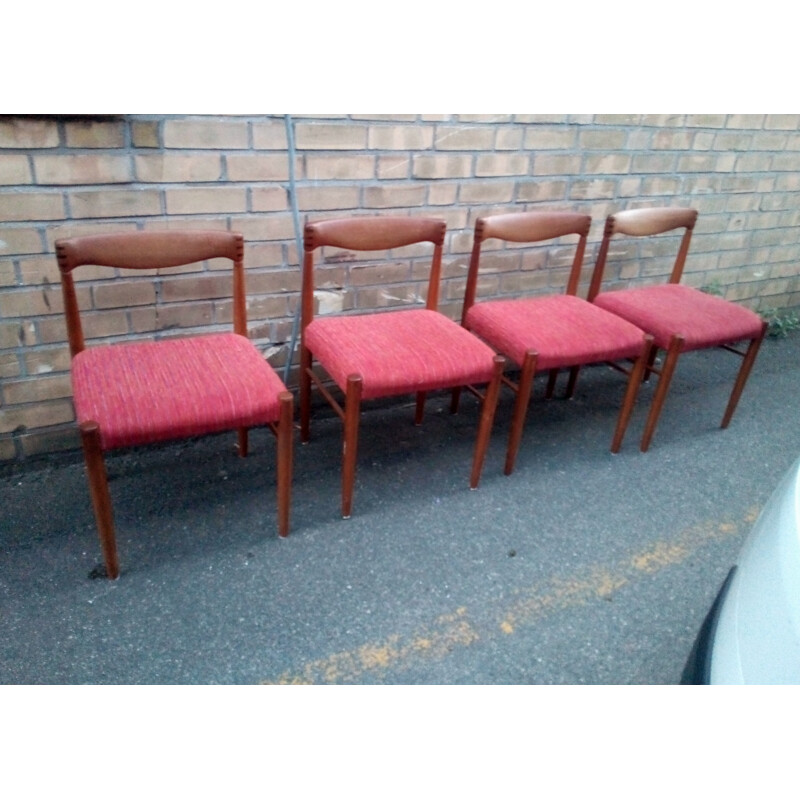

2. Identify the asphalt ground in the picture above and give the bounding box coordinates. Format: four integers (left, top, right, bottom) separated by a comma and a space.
2, 333, 800, 686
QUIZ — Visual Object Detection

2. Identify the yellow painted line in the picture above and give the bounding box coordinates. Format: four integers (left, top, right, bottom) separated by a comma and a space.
263, 507, 760, 684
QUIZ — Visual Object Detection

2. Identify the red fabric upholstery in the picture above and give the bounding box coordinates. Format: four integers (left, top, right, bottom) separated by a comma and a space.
72, 333, 287, 450
465, 294, 646, 370
593, 284, 764, 351
305, 308, 498, 400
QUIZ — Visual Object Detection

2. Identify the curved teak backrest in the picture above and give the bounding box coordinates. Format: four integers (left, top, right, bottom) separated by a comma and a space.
301, 215, 447, 332
463, 210, 592, 322
56, 230, 246, 357
588, 207, 698, 301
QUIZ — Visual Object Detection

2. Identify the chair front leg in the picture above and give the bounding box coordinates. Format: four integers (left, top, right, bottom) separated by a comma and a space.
565, 365, 581, 399
640, 334, 684, 452
237, 428, 249, 458
80, 422, 119, 580
504, 350, 537, 476
276, 391, 294, 538
721, 322, 767, 429
470, 355, 505, 488
342, 374, 363, 519
611, 335, 653, 453
414, 391, 426, 426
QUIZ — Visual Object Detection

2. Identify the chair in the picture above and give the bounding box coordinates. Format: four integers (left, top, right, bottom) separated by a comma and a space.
300, 215, 505, 518
56, 230, 293, 579
588, 207, 767, 451
459, 210, 653, 475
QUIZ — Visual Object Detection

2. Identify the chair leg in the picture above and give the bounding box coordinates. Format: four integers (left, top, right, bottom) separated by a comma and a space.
276, 391, 293, 538
504, 350, 538, 476
237, 428, 249, 458
415, 391, 426, 426
545, 368, 558, 399
342, 374, 363, 519
470, 355, 505, 488
640, 335, 684, 452
300, 345, 313, 444
79, 422, 119, 580
565, 366, 581, 399
721, 322, 767, 429
450, 387, 462, 415
610, 335, 653, 454
643, 346, 659, 382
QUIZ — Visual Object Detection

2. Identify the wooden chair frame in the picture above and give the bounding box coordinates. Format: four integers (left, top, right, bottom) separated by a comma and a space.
588, 207, 768, 451
57, 230, 293, 579
459, 211, 654, 474
300, 216, 504, 518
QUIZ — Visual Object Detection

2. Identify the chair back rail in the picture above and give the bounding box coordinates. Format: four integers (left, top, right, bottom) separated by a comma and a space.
463, 211, 591, 322
56, 230, 246, 356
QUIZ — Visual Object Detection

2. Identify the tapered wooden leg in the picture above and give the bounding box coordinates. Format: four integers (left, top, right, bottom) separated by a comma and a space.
565, 366, 580, 399
640, 335, 684, 452
450, 387, 462, 415
237, 428, 249, 458
276, 391, 293, 538
545, 368, 558, 399
415, 391, 426, 426
299, 345, 312, 444
643, 346, 659, 382
342, 374, 363, 519
470, 355, 505, 489
505, 350, 538, 476
721, 322, 768, 429
611, 335, 653, 453
80, 422, 119, 580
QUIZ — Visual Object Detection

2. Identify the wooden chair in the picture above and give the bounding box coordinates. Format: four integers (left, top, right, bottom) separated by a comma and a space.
300, 215, 505, 518
459, 210, 653, 475
56, 230, 293, 579
589, 207, 767, 451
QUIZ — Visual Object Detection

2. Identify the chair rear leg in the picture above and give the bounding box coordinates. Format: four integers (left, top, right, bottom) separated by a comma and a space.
415, 391, 426, 426
299, 345, 313, 443
237, 428, 249, 457
80, 422, 119, 580
565, 366, 581, 399
504, 350, 538, 476
640, 335, 684, 452
450, 387, 462, 414
721, 322, 768, 429
611, 335, 653, 453
643, 346, 659, 382
342, 374, 363, 519
545, 368, 559, 399
470, 355, 505, 488
276, 392, 293, 538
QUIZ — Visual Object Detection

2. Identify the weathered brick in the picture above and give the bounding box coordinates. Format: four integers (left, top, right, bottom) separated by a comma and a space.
0, 399, 74, 434
0, 262, 15, 287
0, 155, 32, 185
0, 118, 59, 149
0, 352, 20, 378
584, 154, 632, 174
306, 155, 375, 180
0, 437, 16, 460
427, 183, 459, 205
0, 192, 64, 221
93, 280, 157, 309
363, 185, 426, 208
163, 119, 249, 149
434, 126, 494, 150
297, 186, 361, 211
253, 120, 289, 150
532, 153, 579, 175
164, 187, 247, 215
70, 189, 162, 218
3, 375, 72, 404
24, 345, 71, 375
370, 126, 433, 150
476, 154, 529, 177
764, 115, 800, 130
132, 121, 160, 148
459, 181, 515, 204
135, 154, 222, 182
377, 156, 411, 179
227, 154, 290, 181
64, 120, 125, 148
295, 123, 368, 150
34, 154, 131, 185
412, 155, 472, 179
251, 186, 289, 213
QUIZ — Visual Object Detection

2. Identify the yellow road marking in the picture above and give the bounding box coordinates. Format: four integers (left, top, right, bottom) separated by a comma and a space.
264, 507, 760, 684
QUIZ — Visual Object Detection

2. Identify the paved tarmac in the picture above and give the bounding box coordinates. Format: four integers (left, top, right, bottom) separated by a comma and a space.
2, 334, 799, 684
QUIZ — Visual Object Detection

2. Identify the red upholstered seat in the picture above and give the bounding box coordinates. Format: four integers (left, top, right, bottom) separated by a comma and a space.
466, 294, 646, 370
72, 333, 286, 450
593, 284, 764, 351
305, 308, 498, 401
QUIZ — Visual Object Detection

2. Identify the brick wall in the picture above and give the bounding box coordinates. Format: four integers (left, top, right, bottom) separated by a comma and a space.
1, 113, 799, 461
